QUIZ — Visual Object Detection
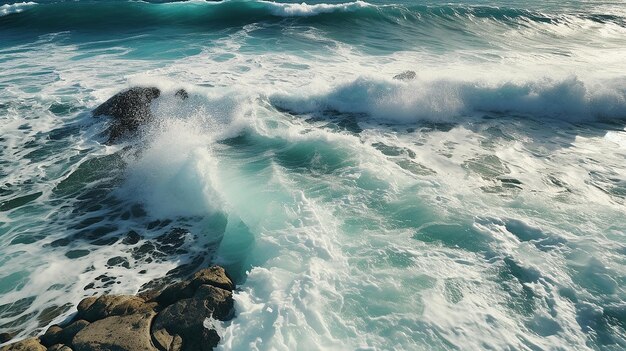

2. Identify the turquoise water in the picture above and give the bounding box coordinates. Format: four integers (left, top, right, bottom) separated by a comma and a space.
1, 0, 626, 349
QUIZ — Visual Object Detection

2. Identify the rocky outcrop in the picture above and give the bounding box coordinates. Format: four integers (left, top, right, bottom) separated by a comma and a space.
0, 266, 235, 351
93, 87, 160, 143
93, 87, 189, 143
0, 338, 46, 351
393, 70, 416, 81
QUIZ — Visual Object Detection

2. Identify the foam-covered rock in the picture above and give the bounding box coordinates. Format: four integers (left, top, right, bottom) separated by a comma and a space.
393, 70, 416, 81
93, 87, 160, 143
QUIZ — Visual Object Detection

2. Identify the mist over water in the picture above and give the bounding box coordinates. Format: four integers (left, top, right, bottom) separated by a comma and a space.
1, 0, 626, 350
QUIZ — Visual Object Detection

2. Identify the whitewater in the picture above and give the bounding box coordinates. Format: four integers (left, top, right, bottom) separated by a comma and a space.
1, 0, 626, 350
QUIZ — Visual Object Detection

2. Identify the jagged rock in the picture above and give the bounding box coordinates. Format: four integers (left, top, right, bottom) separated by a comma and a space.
93, 87, 191, 143
0, 337, 46, 351
72, 311, 158, 351
154, 266, 234, 306
152, 285, 233, 351
393, 70, 416, 81
76, 295, 154, 322
1, 266, 235, 351
92, 87, 160, 143
174, 89, 189, 100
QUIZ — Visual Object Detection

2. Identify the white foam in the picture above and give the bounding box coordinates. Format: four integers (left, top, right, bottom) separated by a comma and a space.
0, 1, 37, 17
271, 76, 626, 123
262, 0, 370, 17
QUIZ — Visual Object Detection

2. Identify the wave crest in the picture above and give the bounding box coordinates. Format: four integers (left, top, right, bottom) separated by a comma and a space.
271, 76, 626, 122
0, 1, 37, 17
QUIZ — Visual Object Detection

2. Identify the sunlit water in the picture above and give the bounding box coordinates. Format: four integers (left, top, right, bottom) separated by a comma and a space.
1, 0, 625, 349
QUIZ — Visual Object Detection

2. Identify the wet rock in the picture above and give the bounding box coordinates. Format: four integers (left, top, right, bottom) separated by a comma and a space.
0, 337, 46, 351
40, 325, 63, 346
0, 332, 14, 344
72, 311, 158, 351
152, 285, 232, 351
175, 89, 189, 100
154, 266, 234, 306
122, 230, 141, 245
106, 256, 130, 269
92, 87, 160, 143
2, 266, 235, 351
393, 70, 416, 81
58, 320, 89, 345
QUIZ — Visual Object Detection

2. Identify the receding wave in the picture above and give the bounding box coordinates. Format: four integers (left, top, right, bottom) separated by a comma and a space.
1, 0, 624, 31
271, 76, 626, 123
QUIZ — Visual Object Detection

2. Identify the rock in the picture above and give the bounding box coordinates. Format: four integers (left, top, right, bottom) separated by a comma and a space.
40, 325, 63, 346
170, 335, 183, 351
174, 89, 189, 100
72, 311, 158, 351
92, 87, 161, 142
0, 332, 14, 344
152, 285, 233, 351
0, 337, 46, 351
40, 320, 88, 347
190, 267, 235, 293
76, 298, 96, 315
393, 70, 416, 81
76, 295, 154, 322
58, 320, 89, 345
152, 328, 173, 351
1, 266, 234, 351
154, 266, 234, 307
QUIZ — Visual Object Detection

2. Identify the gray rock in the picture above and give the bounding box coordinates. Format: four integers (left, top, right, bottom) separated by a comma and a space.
393, 70, 416, 81
93, 87, 191, 143
72, 311, 158, 351
47, 344, 72, 351
0, 337, 46, 351
92, 87, 160, 143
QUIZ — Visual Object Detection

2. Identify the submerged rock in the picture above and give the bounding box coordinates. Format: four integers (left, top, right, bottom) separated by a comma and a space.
393, 70, 416, 81
1, 266, 234, 351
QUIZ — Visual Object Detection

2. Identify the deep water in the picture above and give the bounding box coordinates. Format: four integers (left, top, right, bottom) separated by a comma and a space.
1, 0, 626, 349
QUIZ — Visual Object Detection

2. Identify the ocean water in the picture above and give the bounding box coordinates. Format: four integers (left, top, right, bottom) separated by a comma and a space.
1, 0, 626, 349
